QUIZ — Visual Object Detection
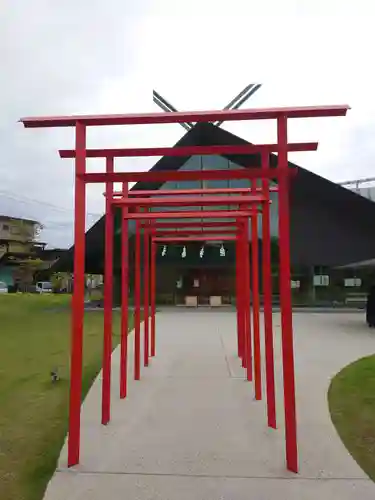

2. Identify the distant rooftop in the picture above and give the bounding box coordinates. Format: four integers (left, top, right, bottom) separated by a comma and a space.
0, 214, 39, 225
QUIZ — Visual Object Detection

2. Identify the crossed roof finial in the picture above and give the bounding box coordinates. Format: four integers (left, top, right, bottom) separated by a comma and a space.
152, 83, 262, 131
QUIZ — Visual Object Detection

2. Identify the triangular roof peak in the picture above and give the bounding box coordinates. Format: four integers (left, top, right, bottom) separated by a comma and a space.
53, 122, 375, 272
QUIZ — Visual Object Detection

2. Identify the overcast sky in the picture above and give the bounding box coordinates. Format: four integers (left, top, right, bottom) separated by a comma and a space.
1, 0, 374, 248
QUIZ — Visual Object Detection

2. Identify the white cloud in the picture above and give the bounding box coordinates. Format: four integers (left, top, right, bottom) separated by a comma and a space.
1, 0, 374, 246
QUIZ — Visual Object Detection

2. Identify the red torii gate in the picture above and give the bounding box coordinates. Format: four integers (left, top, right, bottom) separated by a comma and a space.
20, 104, 349, 474
112, 195, 266, 404
124, 203, 264, 398
116, 201, 263, 389
142, 218, 246, 372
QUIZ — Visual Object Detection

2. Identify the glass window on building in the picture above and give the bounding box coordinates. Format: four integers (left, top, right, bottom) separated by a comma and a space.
179, 156, 203, 189
202, 155, 229, 189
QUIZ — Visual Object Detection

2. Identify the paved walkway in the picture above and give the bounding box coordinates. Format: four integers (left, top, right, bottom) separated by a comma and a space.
44, 310, 375, 499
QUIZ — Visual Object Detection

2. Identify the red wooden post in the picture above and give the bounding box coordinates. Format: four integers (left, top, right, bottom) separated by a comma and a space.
251, 184, 262, 401
150, 225, 156, 357
261, 151, 276, 428
134, 215, 141, 381
67, 122, 86, 467
120, 182, 129, 398
239, 220, 247, 369
241, 218, 252, 381
277, 114, 298, 472
143, 220, 150, 367
235, 233, 242, 359
102, 156, 114, 425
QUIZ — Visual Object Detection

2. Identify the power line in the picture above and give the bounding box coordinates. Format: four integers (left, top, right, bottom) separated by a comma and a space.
0, 189, 102, 218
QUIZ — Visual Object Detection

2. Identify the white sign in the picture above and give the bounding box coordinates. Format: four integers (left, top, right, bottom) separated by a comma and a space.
291, 280, 300, 289
313, 275, 329, 287
193, 279, 199, 288
161, 245, 167, 257
181, 246, 187, 258
344, 278, 362, 287
199, 246, 204, 258
219, 244, 226, 257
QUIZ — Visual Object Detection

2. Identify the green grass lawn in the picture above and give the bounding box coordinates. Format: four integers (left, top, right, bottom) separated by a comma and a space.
0, 293, 130, 500
328, 354, 375, 481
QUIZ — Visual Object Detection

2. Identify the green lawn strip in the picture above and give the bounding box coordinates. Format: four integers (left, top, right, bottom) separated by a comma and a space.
0, 294, 135, 500
328, 354, 375, 481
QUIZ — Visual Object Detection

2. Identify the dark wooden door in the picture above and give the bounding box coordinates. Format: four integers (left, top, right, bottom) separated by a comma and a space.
183, 268, 233, 303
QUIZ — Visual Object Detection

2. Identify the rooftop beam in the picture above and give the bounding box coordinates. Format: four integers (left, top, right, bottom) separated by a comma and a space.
153, 235, 237, 242
152, 90, 193, 130
20, 104, 350, 128
79, 167, 296, 184
143, 221, 241, 229
154, 229, 238, 236
123, 209, 253, 220
123, 186, 278, 197
59, 142, 318, 158
215, 83, 262, 127
112, 194, 265, 208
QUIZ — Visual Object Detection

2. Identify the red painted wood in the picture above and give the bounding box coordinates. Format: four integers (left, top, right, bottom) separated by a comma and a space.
277, 115, 298, 473
59, 142, 318, 158
67, 122, 86, 467
79, 168, 297, 184
21, 104, 349, 128
120, 182, 129, 399
261, 152, 277, 429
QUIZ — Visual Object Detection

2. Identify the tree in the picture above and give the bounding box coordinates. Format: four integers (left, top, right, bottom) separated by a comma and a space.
51, 272, 73, 292
12, 257, 44, 289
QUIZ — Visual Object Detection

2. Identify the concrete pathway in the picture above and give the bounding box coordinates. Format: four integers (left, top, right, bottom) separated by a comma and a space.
44, 310, 375, 499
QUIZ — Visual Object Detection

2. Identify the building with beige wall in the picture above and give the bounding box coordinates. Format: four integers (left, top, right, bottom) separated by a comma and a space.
0, 215, 44, 286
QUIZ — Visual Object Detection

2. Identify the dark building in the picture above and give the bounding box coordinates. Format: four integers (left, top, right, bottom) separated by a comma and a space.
54, 123, 375, 306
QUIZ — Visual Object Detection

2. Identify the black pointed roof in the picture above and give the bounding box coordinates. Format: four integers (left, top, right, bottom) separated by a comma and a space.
54, 122, 375, 272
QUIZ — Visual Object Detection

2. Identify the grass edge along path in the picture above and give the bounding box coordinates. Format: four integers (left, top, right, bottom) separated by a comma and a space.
0, 294, 138, 500
328, 354, 375, 481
